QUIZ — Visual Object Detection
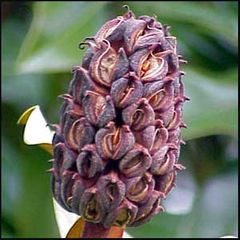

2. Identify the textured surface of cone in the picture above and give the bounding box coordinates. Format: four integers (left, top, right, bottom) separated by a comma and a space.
51, 7, 187, 229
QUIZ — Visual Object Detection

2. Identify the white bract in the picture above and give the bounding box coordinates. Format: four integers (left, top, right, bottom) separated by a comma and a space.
18, 105, 54, 144
220, 236, 237, 238
53, 198, 132, 238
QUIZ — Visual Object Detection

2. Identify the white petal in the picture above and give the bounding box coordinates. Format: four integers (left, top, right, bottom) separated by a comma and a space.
123, 231, 133, 238
19, 105, 54, 145
52, 198, 79, 238
220, 236, 237, 238
53, 198, 133, 238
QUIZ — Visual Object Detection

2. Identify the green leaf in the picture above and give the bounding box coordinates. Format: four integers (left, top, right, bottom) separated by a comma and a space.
182, 68, 238, 140
2, 73, 47, 111
16, 2, 108, 74
2, 8, 32, 76
1, 132, 59, 237
129, 1, 238, 47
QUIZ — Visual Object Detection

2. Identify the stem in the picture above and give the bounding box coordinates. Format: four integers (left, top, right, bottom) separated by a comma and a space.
81, 221, 111, 238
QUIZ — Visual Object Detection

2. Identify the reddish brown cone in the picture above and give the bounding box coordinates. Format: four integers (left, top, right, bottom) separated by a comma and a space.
51, 7, 188, 230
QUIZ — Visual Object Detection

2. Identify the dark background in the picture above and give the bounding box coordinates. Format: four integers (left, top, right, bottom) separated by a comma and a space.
2, 1, 238, 238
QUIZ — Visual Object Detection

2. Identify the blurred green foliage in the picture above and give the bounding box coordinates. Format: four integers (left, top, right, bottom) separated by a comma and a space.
2, 1, 238, 238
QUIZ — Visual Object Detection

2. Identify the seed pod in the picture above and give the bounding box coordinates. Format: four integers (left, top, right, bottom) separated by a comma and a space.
51, 7, 188, 229
119, 144, 152, 178
76, 144, 105, 178
95, 122, 135, 160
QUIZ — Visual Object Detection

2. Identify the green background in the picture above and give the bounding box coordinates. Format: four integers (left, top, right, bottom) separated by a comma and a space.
1, 1, 238, 238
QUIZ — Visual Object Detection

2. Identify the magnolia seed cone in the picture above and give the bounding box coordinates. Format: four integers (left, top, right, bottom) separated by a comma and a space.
50, 8, 188, 229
